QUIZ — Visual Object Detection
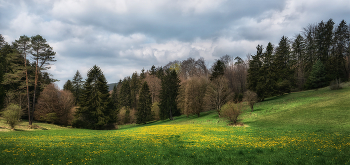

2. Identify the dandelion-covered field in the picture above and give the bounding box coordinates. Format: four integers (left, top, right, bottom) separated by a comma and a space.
1, 84, 350, 164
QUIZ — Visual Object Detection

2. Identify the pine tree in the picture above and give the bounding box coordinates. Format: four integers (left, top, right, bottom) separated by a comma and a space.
210, 60, 225, 81
247, 45, 264, 100
137, 82, 152, 124
119, 79, 132, 108
306, 60, 327, 89
260, 42, 276, 97
292, 34, 307, 89
73, 65, 115, 129
13, 35, 31, 123
159, 69, 180, 120
130, 72, 140, 109
30, 35, 56, 125
331, 20, 349, 81
110, 85, 119, 123
63, 80, 74, 92
72, 70, 83, 105
273, 36, 294, 95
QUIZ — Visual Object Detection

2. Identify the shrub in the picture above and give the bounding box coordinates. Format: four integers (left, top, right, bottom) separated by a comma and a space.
329, 78, 342, 90
1, 104, 22, 129
221, 102, 243, 125
244, 90, 258, 112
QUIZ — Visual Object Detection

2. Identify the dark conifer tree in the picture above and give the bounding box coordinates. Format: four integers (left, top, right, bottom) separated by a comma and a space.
210, 60, 225, 81
292, 34, 307, 89
63, 80, 74, 92
273, 36, 294, 95
130, 72, 140, 109
306, 60, 327, 89
247, 45, 264, 100
72, 70, 84, 105
119, 79, 132, 108
73, 65, 115, 129
110, 85, 119, 122
331, 20, 349, 81
137, 82, 152, 124
261, 42, 276, 97
159, 69, 180, 120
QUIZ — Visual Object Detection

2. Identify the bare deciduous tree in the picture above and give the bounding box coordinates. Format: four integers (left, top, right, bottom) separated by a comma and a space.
204, 76, 232, 117
34, 84, 74, 126
244, 90, 258, 112
144, 73, 161, 103
178, 76, 209, 117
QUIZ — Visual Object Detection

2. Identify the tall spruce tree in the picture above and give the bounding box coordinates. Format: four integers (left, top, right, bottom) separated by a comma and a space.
247, 45, 264, 101
331, 20, 349, 81
130, 72, 140, 109
306, 60, 327, 89
261, 42, 276, 97
137, 82, 152, 124
110, 85, 119, 123
119, 79, 132, 108
210, 60, 225, 81
74, 65, 115, 129
72, 70, 83, 105
159, 69, 181, 120
273, 36, 294, 95
292, 34, 307, 89
63, 80, 74, 92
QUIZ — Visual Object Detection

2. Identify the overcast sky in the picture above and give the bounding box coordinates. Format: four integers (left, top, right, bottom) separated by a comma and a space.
1, 0, 350, 89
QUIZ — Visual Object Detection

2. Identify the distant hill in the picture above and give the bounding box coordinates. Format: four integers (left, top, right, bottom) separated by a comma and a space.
107, 83, 118, 91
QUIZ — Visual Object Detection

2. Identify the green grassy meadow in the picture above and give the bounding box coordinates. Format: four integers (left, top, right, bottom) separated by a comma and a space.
1, 84, 350, 164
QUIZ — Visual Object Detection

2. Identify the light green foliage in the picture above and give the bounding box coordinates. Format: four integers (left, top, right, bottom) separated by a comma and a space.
1, 104, 22, 129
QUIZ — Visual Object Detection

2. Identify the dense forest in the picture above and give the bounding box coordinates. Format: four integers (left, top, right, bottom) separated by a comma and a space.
1, 18, 349, 129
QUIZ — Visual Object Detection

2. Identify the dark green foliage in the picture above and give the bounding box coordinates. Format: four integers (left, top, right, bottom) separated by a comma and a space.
140, 68, 146, 80
130, 72, 140, 109
159, 69, 181, 120
306, 60, 327, 89
273, 36, 295, 95
330, 20, 349, 81
73, 65, 115, 129
110, 85, 119, 121
150, 65, 156, 75
72, 70, 84, 105
210, 60, 225, 81
247, 45, 264, 101
119, 79, 132, 108
137, 82, 152, 124
63, 80, 73, 92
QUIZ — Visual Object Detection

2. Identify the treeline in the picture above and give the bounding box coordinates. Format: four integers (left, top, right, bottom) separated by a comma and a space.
0, 34, 57, 126
2, 18, 349, 130
248, 19, 350, 100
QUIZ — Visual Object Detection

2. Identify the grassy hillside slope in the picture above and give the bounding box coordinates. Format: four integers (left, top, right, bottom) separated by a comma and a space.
0, 83, 349, 164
